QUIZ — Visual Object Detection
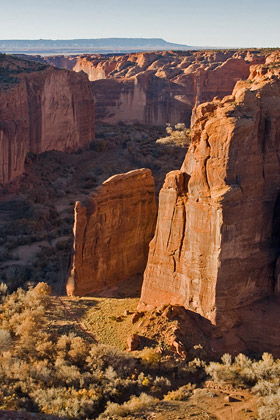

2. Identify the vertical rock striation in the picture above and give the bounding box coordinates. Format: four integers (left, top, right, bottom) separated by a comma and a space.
139, 64, 280, 324
67, 169, 157, 296
0, 55, 95, 185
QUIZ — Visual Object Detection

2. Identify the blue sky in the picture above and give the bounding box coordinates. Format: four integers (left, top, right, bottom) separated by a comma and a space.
0, 0, 279, 47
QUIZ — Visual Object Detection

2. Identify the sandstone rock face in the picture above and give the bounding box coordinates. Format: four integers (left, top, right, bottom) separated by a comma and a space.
91, 51, 257, 126
0, 55, 95, 185
139, 66, 280, 324
46, 50, 266, 126
67, 169, 156, 296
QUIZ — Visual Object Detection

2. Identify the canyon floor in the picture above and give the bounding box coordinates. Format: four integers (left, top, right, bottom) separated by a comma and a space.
0, 122, 187, 294
0, 122, 272, 419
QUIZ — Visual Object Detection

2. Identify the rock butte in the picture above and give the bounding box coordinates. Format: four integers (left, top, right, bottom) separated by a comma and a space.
67, 169, 156, 296
139, 60, 280, 325
44, 50, 265, 126
0, 55, 95, 186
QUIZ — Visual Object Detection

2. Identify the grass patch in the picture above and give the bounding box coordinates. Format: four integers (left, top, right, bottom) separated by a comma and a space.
82, 296, 138, 350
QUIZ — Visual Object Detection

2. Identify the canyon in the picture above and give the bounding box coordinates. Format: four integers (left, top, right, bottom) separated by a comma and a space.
44, 49, 265, 126
0, 54, 95, 185
1, 49, 280, 357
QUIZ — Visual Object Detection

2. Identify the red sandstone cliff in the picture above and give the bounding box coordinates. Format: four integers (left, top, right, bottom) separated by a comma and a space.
67, 168, 157, 296
45, 50, 266, 126
90, 51, 259, 126
0, 55, 95, 185
139, 62, 280, 325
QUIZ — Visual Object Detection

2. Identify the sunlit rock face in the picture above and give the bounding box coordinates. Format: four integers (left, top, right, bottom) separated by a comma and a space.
46, 50, 265, 126
139, 63, 280, 325
0, 55, 95, 185
67, 169, 157, 296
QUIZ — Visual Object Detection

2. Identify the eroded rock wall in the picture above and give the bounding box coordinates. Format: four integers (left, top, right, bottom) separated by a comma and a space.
0, 56, 95, 185
45, 50, 266, 126
139, 64, 280, 324
82, 50, 265, 126
67, 168, 157, 296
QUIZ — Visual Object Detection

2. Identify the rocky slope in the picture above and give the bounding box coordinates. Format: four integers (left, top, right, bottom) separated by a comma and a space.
139, 60, 280, 326
0, 54, 95, 186
67, 168, 156, 296
45, 50, 265, 126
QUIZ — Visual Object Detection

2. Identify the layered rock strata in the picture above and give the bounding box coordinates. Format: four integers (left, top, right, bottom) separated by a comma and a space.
45, 50, 266, 126
0, 55, 95, 185
67, 169, 156, 296
139, 64, 280, 324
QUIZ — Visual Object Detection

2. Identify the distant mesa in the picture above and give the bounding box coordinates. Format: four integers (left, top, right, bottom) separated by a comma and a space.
0, 38, 191, 54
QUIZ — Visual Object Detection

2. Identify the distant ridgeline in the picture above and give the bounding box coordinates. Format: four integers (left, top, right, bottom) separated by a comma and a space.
0, 38, 191, 54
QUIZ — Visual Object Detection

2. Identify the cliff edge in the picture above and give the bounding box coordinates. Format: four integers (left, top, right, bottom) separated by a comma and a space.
0, 54, 95, 186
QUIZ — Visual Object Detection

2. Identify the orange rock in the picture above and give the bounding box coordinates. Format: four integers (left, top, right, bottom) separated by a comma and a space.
139, 68, 280, 325
67, 169, 156, 296
47, 50, 265, 126
127, 333, 141, 351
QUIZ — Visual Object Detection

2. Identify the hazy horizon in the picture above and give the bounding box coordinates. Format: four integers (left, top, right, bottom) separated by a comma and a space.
0, 0, 279, 48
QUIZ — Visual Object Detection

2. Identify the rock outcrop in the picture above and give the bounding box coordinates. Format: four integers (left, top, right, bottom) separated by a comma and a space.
0, 55, 95, 185
90, 51, 259, 126
67, 169, 156, 296
45, 50, 266, 126
139, 62, 280, 325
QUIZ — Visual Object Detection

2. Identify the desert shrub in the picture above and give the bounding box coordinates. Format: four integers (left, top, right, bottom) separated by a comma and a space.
137, 372, 153, 388
90, 139, 109, 152
56, 334, 90, 367
86, 344, 136, 377
0, 282, 51, 345
4, 283, 280, 420
164, 383, 195, 401
32, 386, 102, 419
253, 379, 280, 396
98, 393, 158, 419
156, 123, 191, 147
206, 352, 280, 389
258, 389, 280, 420
2, 265, 28, 291
139, 347, 161, 368
153, 376, 171, 390
0, 329, 12, 351
206, 353, 256, 386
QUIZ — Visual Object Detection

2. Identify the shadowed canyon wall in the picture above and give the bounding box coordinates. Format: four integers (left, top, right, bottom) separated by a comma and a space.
139, 61, 280, 324
45, 50, 265, 126
67, 169, 157, 296
0, 55, 95, 185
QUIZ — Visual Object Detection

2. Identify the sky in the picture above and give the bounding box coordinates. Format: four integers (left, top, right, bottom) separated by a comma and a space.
0, 0, 279, 48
